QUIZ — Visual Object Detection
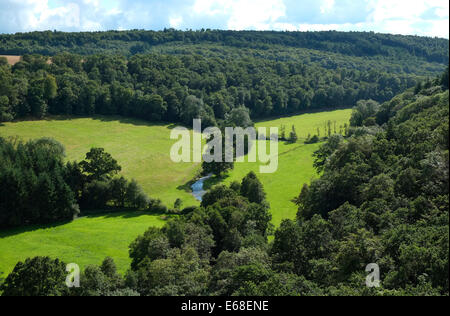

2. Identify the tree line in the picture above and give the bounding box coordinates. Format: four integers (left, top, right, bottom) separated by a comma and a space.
1, 30, 448, 126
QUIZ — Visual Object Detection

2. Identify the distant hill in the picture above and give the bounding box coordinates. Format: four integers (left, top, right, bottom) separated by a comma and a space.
0, 30, 448, 64
0, 30, 448, 124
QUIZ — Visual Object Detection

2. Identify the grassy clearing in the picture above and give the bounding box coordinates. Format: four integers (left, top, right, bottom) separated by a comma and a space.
0, 211, 166, 275
211, 109, 352, 226
0, 109, 350, 274
0, 110, 351, 226
0, 116, 200, 208
210, 142, 323, 226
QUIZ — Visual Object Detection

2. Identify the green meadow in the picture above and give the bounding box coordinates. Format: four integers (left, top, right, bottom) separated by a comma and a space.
0, 109, 351, 274
216, 109, 352, 225
0, 212, 166, 275
0, 116, 201, 208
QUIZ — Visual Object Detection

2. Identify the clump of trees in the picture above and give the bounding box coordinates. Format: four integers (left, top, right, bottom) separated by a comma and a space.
0, 139, 151, 228
350, 99, 380, 127
0, 137, 79, 227
289, 125, 298, 143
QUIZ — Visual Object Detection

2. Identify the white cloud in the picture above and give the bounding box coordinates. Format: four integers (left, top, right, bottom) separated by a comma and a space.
365, 0, 449, 37
320, 0, 336, 14
0, 0, 448, 38
169, 16, 183, 29
0, 0, 116, 32
193, 0, 286, 30
287, 0, 449, 38
429, 19, 449, 38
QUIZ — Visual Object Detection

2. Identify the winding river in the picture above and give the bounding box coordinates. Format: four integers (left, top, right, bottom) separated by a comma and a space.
191, 174, 213, 201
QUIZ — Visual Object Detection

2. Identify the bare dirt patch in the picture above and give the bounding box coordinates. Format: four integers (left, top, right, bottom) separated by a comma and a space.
0, 55, 22, 65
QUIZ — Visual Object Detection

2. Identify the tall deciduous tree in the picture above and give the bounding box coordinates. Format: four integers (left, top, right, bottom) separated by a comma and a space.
80, 148, 122, 181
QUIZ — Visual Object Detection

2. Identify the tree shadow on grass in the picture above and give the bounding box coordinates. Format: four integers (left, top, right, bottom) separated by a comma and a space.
82, 208, 171, 220
0, 209, 169, 239
203, 174, 230, 191
0, 220, 72, 239
8, 114, 185, 130
90, 115, 173, 128
177, 180, 195, 193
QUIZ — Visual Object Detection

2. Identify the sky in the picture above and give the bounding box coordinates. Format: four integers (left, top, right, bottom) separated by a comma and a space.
0, 0, 448, 38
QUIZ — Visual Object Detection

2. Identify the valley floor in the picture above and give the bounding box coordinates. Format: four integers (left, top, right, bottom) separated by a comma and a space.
0, 109, 351, 274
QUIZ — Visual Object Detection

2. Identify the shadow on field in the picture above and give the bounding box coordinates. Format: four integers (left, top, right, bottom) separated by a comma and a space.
0, 210, 167, 239
203, 174, 229, 191
90, 115, 184, 130
177, 181, 194, 193
84, 209, 167, 219
92, 115, 170, 128
14, 114, 185, 130
0, 220, 72, 239
80, 207, 175, 221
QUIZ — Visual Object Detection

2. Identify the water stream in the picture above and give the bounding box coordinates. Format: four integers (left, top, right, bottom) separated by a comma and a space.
191, 174, 213, 201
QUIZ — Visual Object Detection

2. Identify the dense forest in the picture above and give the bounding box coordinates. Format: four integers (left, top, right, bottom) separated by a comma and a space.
0, 31, 448, 125
1, 30, 448, 63
1, 70, 448, 296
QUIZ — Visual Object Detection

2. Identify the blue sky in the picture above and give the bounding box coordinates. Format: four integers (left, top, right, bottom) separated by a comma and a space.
0, 0, 448, 38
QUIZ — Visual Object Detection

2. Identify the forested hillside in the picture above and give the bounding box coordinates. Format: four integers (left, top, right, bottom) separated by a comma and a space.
2, 71, 448, 296
0, 31, 448, 124
1, 30, 448, 63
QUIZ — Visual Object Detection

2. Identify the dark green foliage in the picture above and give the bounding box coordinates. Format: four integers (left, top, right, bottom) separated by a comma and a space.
240, 171, 267, 204
0, 139, 150, 226
350, 99, 380, 127
1, 257, 68, 296
202, 157, 234, 177
124, 173, 275, 296
288, 76, 449, 295
441, 66, 449, 90
0, 30, 447, 63
0, 31, 447, 124
305, 134, 320, 144
225, 106, 253, 128
79, 148, 121, 181
289, 125, 298, 143
0, 137, 79, 228
313, 134, 343, 173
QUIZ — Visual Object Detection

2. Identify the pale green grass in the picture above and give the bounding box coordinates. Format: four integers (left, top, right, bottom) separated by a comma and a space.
255, 109, 352, 141
0, 211, 166, 275
216, 142, 323, 226
0, 110, 351, 274
209, 109, 352, 226
0, 110, 351, 226
0, 116, 200, 208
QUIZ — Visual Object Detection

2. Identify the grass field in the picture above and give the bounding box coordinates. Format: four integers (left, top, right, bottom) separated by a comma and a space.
213, 109, 352, 225
0, 116, 201, 208
0, 211, 166, 275
0, 109, 351, 274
